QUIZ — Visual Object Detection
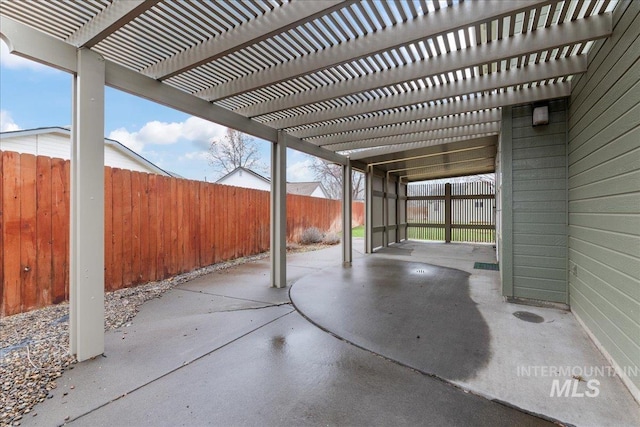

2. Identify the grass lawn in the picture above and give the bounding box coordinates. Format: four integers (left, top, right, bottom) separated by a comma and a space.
352, 225, 365, 238
351, 225, 493, 243
408, 227, 495, 243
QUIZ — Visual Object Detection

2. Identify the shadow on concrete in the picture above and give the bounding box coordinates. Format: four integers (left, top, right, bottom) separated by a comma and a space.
291, 257, 491, 381
374, 245, 414, 257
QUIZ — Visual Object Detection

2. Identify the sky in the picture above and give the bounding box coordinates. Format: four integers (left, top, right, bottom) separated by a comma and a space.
0, 40, 316, 182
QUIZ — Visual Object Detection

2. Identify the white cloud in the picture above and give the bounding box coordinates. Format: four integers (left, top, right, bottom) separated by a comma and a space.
0, 110, 20, 132
0, 39, 56, 72
287, 159, 315, 182
182, 116, 226, 142
107, 117, 227, 153
108, 127, 145, 153
138, 120, 183, 145
179, 151, 210, 162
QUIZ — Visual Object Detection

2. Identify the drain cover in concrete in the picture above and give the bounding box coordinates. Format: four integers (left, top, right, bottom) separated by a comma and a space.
513, 311, 544, 323
474, 262, 499, 271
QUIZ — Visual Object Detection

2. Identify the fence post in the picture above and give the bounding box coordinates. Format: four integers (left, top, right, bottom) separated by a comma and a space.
445, 183, 452, 243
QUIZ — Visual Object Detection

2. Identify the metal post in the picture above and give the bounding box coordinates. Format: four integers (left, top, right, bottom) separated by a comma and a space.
342, 161, 352, 265
384, 172, 389, 247
396, 180, 401, 243
70, 48, 105, 361
365, 167, 373, 254
445, 182, 452, 243
270, 132, 287, 288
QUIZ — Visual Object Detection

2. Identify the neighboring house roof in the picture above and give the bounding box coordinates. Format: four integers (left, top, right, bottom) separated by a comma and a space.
217, 166, 330, 198
286, 182, 329, 198
0, 126, 174, 177
216, 166, 269, 184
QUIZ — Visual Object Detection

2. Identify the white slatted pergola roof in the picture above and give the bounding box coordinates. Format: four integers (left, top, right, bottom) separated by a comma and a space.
1, 0, 614, 182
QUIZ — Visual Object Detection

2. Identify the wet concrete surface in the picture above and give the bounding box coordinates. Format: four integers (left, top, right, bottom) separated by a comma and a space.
58, 313, 550, 427
291, 257, 492, 381
20, 240, 639, 426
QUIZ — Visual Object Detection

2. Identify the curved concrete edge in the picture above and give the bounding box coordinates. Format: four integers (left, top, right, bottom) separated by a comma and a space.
288, 272, 570, 427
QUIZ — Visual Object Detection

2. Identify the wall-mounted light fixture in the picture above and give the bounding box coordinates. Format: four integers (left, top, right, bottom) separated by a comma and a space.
532, 103, 549, 126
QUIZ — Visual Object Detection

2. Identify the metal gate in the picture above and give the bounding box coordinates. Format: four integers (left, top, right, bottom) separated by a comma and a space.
407, 181, 495, 243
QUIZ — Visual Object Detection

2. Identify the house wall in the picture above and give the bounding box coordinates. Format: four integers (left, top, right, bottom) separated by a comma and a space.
310, 187, 326, 198
499, 99, 569, 304
567, 0, 640, 398
217, 169, 270, 191
0, 132, 163, 174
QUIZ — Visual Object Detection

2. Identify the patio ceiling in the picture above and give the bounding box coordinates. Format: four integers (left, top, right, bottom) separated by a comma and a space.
0, 0, 614, 182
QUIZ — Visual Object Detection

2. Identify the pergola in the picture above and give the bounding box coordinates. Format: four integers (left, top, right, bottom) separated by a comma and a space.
0, 0, 614, 360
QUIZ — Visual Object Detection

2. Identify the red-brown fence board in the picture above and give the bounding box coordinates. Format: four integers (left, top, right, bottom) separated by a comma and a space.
110, 168, 124, 291
130, 172, 141, 285
1, 151, 368, 316
147, 174, 158, 283
122, 170, 135, 287
0, 152, 3, 307
50, 158, 68, 304
36, 156, 53, 307
104, 167, 114, 291
3, 151, 21, 315
20, 154, 38, 312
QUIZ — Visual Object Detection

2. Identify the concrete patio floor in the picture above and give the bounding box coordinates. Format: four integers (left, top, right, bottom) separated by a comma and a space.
21, 240, 639, 426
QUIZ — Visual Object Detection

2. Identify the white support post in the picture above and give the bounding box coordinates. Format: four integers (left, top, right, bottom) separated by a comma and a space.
365, 167, 373, 254
384, 172, 390, 247
70, 48, 105, 361
270, 132, 287, 288
342, 161, 352, 265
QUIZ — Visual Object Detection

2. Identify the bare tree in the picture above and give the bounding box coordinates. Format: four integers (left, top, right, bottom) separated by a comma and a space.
310, 158, 364, 200
208, 128, 266, 178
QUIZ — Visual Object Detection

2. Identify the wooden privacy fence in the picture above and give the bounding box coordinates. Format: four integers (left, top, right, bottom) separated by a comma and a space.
406, 181, 495, 243
1, 151, 365, 316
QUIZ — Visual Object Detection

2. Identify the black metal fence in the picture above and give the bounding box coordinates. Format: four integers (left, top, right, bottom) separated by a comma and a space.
407, 181, 495, 243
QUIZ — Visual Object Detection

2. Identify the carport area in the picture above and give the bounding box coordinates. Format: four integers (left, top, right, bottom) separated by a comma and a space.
20, 242, 638, 427
1, 0, 639, 424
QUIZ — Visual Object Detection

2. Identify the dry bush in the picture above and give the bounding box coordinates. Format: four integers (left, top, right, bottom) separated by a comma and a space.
322, 232, 341, 245
299, 227, 323, 245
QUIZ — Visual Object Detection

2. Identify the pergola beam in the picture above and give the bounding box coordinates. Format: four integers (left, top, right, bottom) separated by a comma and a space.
312, 109, 501, 146
143, 0, 351, 80
289, 83, 572, 139
372, 146, 496, 171
105, 62, 346, 164
265, 56, 585, 129
325, 122, 500, 152
386, 146, 497, 174
66, 0, 160, 48
1, 15, 77, 72
401, 158, 496, 182
195, 0, 551, 101
1, 16, 347, 166
349, 135, 499, 161
236, 13, 611, 118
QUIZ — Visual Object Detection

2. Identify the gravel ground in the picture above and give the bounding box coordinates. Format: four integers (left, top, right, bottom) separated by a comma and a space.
0, 250, 295, 427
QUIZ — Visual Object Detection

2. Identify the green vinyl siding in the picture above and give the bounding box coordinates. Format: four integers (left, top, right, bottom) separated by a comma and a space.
568, 0, 640, 393
500, 99, 569, 303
